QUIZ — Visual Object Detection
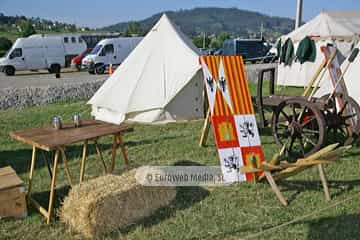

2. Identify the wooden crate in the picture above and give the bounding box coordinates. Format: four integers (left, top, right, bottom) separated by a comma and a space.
0, 166, 27, 219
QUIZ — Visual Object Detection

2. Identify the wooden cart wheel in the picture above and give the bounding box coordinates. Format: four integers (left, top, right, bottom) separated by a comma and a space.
319, 94, 360, 145
272, 97, 327, 158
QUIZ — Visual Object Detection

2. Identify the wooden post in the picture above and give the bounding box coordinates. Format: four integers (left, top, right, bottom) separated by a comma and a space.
59, 147, 73, 187
79, 140, 87, 183
264, 171, 288, 206
95, 140, 107, 174
318, 164, 331, 201
27, 146, 37, 196
109, 135, 118, 173
117, 134, 129, 166
199, 109, 211, 147
47, 149, 59, 224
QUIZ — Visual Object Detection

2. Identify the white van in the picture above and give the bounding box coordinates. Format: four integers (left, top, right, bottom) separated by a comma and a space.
82, 37, 143, 74
0, 34, 86, 76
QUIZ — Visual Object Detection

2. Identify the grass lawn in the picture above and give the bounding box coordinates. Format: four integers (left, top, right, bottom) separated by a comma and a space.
0, 90, 360, 239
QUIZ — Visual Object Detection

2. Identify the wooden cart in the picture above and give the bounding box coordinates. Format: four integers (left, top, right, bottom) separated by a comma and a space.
256, 46, 360, 157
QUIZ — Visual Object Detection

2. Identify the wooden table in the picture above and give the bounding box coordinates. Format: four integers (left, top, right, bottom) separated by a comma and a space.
10, 119, 133, 224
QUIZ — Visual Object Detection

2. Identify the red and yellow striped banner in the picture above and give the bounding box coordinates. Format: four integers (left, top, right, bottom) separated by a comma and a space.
202, 56, 254, 116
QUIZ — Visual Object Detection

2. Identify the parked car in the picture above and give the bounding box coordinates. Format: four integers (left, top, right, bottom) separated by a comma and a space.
82, 37, 143, 74
71, 48, 93, 71
0, 34, 87, 76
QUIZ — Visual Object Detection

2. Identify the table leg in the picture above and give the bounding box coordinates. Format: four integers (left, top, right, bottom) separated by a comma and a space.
117, 134, 129, 165
27, 146, 37, 196
109, 135, 118, 173
318, 164, 331, 201
47, 149, 59, 224
59, 147, 73, 187
79, 140, 88, 183
264, 171, 288, 206
94, 140, 107, 174
40, 151, 53, 179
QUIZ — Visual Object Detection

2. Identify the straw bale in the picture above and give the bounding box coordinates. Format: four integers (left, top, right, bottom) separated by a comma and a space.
60, 169, 176, 238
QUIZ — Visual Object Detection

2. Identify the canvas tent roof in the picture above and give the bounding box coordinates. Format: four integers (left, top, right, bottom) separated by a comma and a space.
277, 10, 360, 87
88, 14, 203, 124
283, 11, 360, 42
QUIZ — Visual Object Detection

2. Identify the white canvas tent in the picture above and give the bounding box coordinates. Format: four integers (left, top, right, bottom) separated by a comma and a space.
277, 11, 360, 87
88, 14, 203, 124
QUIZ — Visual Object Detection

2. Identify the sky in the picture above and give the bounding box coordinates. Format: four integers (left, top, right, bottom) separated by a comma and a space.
1, 0, 360, 28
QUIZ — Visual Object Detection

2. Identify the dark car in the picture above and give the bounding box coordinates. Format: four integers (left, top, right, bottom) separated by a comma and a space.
223, 38, 273, 63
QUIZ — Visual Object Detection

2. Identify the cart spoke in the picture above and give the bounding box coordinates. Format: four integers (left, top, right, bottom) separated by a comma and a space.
277, 123, 289, 129
292, 104, 297, 119
303, 135, 317, 146
302, 128, 320, 134
338, 101, 348, 115
287, 137, 295, 153
280, 110, 291, 122
342, 114, 356, 120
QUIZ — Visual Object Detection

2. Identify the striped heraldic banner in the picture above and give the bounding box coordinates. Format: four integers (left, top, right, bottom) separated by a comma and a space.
200, 56, 265, 183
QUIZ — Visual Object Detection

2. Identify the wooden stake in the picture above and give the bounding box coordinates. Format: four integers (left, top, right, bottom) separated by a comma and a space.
199, 109, 211, 147
109, 135, 118, 173
59, 147, 73, 187
117, 134, 129, 166
27, 146, 37, 196
264, 171, 288, 206
47, 149, 59, 224
318, 164, 331, 201
94, 140, 107, 174
79, 140, 87, 183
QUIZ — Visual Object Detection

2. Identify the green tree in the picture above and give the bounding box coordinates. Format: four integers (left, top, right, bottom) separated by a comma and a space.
209, 38, 222, 49
125, 22, 144, 37
217, 32, 231, 43
192, 34, 211, 49
209, 32, 231, 49
19, 20, 36, 37
0, 37, 12, 56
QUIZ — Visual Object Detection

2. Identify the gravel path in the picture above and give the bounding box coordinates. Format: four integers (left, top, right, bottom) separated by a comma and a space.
0, 69, 107, 89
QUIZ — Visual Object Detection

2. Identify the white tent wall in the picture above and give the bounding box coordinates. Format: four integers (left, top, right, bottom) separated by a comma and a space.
277, 40, 352, 87
277, 11, 360, 87
164, 70, 203, 120
126, 70, 204, 122
88, 14, 203, 124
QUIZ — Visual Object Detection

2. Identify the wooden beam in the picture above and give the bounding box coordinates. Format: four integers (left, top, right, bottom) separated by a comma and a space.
47, 149, 59, 224
109, 135, 118, 173
79, 140, 87, 183
59, 147, 73, 187
29, 197, 49, 219
27, 146, 37, 197
117, 134, 129, 166
264, 171, 288, 206
199, 110, 211, 147
318, 164, 331, 201
95, 140, 107, 174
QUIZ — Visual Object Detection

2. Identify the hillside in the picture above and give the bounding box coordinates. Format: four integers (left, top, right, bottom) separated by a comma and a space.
103, 7, 295, 40
0, 13, 90, 41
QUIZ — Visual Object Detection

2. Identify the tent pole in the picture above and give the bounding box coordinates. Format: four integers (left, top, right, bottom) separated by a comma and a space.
295, 0, 303, 29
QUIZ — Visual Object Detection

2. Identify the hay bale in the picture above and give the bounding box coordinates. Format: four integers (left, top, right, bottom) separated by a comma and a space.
60, 169, 176, 238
